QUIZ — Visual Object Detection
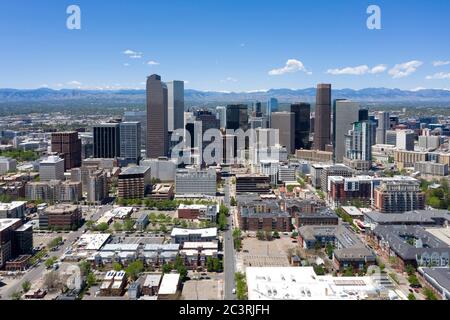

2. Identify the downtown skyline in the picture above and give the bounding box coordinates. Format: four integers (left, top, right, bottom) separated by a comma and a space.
1, 0, 450, 92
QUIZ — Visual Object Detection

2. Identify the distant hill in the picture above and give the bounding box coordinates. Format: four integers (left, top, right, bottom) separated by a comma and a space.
1, 87, 450, 104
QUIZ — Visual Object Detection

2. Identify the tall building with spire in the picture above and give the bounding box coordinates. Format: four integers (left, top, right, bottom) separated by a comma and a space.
146, 74, 168, 158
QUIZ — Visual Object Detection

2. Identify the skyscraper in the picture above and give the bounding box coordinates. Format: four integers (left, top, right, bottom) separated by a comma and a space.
314, 84, 332, 151
51, 132, 82, 170
119, 122, 141, 165
376, 111, 390, 145
226, 104, 249, 131
333, 99, 360, 163
290, 103, 311, 151
266, 98, 278, 127
216, 106, 227, 129
146, 74, 168, 158
166, 80, 185, 132
93, 122, 121, 158
123, 111, 147, 149
271, 112, 295, 154
344, 120, 373, 171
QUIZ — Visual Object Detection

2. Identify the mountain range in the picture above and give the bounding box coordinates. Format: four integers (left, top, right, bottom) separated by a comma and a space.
1, 87, 450, 104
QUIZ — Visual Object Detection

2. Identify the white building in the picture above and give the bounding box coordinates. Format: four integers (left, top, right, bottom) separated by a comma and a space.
39, 156, 65, 181
396, 130, 415, 151
246, 267, 396, 300
0, 157, 17, 174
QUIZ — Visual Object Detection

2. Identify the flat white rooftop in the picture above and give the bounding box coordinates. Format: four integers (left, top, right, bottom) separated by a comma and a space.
158, 273, 180, 295
76, 233, 111, 250
246, 267, 381, 301
171, 227, 217, 238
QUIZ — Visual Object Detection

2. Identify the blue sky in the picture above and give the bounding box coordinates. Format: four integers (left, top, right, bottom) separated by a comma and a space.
1, 0, 450, 91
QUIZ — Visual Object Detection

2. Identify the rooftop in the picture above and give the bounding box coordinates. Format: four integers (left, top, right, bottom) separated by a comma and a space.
246, 267, 383, 300
0, 218, 21, 232
120, 166, 151, 176
171, 227, 217, 238
158, 273, 180, 295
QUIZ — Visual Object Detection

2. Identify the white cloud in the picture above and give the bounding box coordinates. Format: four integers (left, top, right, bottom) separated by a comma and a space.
268, 59, 311, 76
388, 60, 423, 79
426, 72, 450, 80
123, 49, 143, 59
67, 80, 82, 86
432, 60, 450, 67
220, 77, 238, 83
123, 63, 130, 67
326, 64, 387, 75
369, 64, 388, 74
147, 60, 160, 65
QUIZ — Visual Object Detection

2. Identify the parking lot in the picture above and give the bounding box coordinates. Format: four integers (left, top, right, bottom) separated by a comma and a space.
237, 236, 296, 269
109, 234, 166, 245
181, 279, 224, 300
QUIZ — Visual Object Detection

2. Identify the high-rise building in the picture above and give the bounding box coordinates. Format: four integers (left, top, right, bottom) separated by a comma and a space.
253, 101, 263, 117
216, 106, 227, 129
123, 111, 147, 149
344, 120, 373, 171
39, 156, 65, 181
266, 98, 278, 127
226, 104, 249, 131
396, 130, 415, 151
118, 166, 152, 199
271, 112, 295, 154
119, 122, 141, 165
175, 169, 217, 196
146, 74, 169, 158
376, 111, 390, 145
51, 132, 82, 170
290, 103, 311, 151
93, 122, 121, 158
166, 81, 185, 132
0, 157, 16, 175
314, 84, 332, 151
333, 100, 360, 163
374, 177, 425, 213
0, 219, 33, 269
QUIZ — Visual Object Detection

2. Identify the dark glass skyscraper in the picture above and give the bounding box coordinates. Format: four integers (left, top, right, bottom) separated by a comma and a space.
93, 122, 121, 158
314, 84, 332, 151
226, 104, 249, 131
290, 103, 311, 150
146, 74, 168, 158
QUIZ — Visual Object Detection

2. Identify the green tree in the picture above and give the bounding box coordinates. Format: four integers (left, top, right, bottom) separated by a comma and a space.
78, 260, 91, 276
21, 280, 31, 293
218, 211, 228, 231
235, 272, 247, 300
272, 230, 280, 239
86, 272, 97, 287
112, 262, 123, 272
405, 264, 416, 276
213, 258, 222, 272
256, 230, 265, 241
408, 274, 420, 287
10, 291, 22, 300
230, 197, 237, 206
125, 260, 144, 281
423, 288, 437, 300
313, 265, 325, 276
408, 293, 416, 300
206, 257, 214, 272
45, 257, 57, 269
162, 263, 173, 274
123, 219, 135, 232
343, 266, 354, 277
325, 243, 334, 259
97, 222, 109, 232
113, 222, 123, 232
